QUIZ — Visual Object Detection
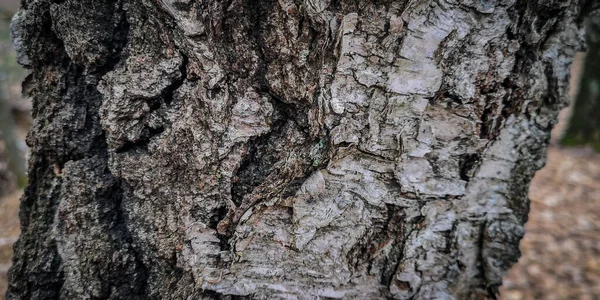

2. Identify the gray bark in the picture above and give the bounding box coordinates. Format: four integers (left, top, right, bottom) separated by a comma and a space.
7, 0, 593, 299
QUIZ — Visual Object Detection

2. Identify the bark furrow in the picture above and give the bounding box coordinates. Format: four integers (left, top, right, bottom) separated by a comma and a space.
7, 0, 593, 299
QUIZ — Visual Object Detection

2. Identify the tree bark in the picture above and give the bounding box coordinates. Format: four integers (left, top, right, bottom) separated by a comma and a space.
7, 0, 593, 299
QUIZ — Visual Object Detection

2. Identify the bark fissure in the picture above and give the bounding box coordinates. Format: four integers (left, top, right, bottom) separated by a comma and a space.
8, 0, 596, 299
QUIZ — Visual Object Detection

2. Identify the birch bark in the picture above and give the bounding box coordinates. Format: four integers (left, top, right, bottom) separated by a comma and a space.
8, 0, 593, 299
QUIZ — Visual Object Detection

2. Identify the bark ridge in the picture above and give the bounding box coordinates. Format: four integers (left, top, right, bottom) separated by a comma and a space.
7, 0, 592, 299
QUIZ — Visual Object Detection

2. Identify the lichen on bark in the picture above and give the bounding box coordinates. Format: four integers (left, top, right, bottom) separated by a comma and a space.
7, 0, 595, 299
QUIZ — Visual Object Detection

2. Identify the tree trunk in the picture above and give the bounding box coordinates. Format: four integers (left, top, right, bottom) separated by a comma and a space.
562, 11, 600, 151
7, 0, 593, 299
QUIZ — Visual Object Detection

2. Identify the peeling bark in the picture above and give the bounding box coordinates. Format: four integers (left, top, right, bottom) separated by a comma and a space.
7, 0, 594, 299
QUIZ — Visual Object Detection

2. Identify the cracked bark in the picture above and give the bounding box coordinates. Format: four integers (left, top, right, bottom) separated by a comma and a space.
7, 0, 595, 299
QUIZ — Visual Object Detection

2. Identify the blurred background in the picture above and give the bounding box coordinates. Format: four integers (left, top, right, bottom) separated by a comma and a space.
0, 1, 598, 299
0, 0, 29, 298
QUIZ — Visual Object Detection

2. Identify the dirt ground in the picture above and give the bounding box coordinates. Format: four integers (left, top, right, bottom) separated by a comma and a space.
0, 190, 19, 298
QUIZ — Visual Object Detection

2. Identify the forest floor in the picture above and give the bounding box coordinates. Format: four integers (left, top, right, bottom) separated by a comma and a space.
0, 190, 19, 298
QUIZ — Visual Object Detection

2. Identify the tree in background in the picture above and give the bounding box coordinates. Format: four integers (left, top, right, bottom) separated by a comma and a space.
0, 5, 27, 197
6, 0, 596, 299
0, 85, 25, 196
563, 11, 600, 151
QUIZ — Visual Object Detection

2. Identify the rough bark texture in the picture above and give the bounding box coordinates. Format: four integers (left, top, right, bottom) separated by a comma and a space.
7, 0, 594, 299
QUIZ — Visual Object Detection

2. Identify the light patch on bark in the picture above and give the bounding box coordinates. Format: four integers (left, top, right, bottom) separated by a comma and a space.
7, 0, 591, 299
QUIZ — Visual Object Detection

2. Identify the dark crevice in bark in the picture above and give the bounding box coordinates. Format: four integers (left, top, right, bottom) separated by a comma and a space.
506, 0, 527, 41
535, 7, 563, 37
346, 204, 405, 287
211, 199, 233, 254
227, 0, 315, 210
442, 90, 462, 105
296, 15, 305, 40
111, 179, 150, 296
202, 290, 251, 300
207, 205, 229, 230
162, 53, 189, 107
500, 78, 523, 121
480, 0, 541, 140
476, 220, 494, 299
479, 84, 509, 140
250, 0, 281, 97
480, 51, 531, 140
116, 53, 187, 153
381, 205, 406, 288
230, 116, 288, 207
114, 134, 155, 154
459, 153, 481, 182
89, 0, 130, 76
